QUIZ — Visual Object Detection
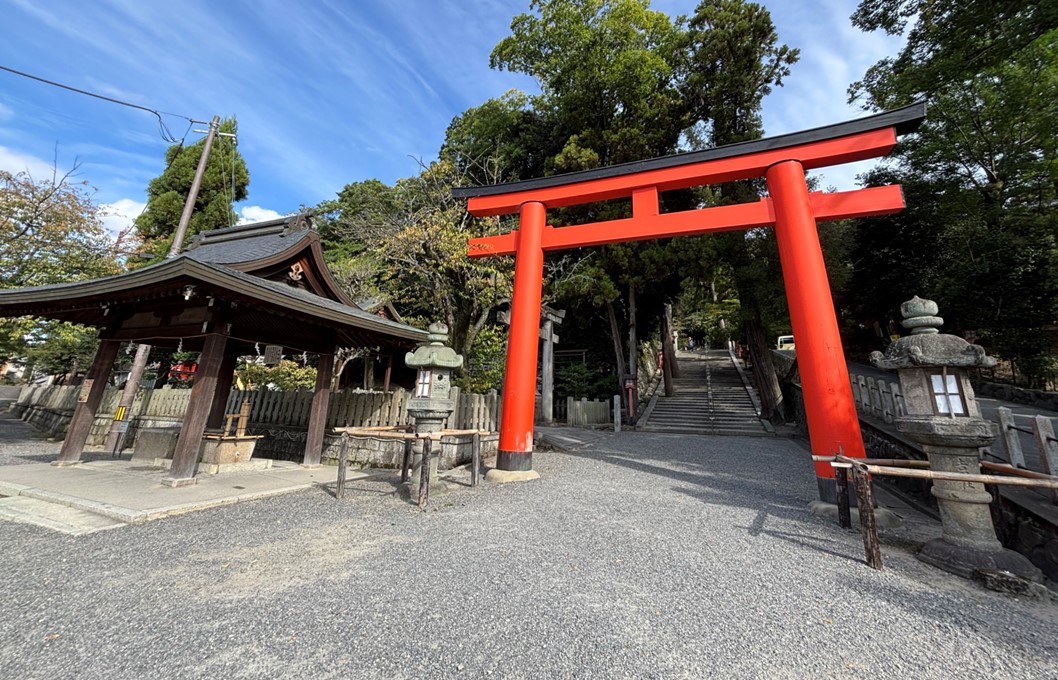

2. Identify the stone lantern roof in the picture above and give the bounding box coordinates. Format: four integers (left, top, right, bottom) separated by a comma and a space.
405, 323, 464, 370
870, 296, 996, 370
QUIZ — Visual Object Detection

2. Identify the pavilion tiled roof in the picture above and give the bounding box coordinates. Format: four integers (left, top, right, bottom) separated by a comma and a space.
0, 214, 427, 349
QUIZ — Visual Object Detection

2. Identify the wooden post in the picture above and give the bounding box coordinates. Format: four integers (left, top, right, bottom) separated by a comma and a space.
206, 351, 238, 430
996, 407, 1026, 469
851, 465, 883, 570
303, 350, 334, 467
56, 339, 121, 464
541, 317, 554, 424
628, 283, 637, 408
418, 436, 432, 509
383, 354, 393, 393
835, 467, 851, 529
167, 333, 228, 484
662, 304, 674, 397
471, 432, 481, 487
401, 438, 413, 484
613, 395, 621, 433
336, 432, 349, 500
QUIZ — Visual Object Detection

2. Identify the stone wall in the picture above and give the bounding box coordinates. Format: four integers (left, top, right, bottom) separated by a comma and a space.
973, 381, 1058, 412
990, 488, 1058, 583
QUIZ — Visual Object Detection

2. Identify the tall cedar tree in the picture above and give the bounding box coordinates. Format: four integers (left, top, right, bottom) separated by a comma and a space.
134, 117, 249, 258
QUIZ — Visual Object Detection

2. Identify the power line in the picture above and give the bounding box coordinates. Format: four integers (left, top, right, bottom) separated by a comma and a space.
0, 64, 202, 143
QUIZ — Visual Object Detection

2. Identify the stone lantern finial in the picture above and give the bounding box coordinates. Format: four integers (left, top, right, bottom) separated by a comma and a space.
870, 296, 995, 370
900, 295, 942, 335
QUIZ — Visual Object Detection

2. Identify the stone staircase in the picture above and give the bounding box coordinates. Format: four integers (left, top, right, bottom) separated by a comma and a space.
637, 350, 771, 436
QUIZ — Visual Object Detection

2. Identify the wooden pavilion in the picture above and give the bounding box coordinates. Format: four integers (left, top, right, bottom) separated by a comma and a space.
0, 214, 427, 485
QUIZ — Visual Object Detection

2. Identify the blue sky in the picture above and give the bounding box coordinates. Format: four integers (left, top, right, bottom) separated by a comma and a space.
0, 0, 903, 237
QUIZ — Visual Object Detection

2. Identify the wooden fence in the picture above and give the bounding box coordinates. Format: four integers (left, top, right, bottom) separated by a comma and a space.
15, 384, 502, 432
565, 396, 612, 426
14, 383, 615, 435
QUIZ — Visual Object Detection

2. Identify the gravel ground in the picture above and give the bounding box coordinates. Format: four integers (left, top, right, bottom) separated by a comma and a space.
2, 413, 1057, 678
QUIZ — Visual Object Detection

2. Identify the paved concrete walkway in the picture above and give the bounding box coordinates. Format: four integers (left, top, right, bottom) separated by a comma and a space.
0, 408, 346, 534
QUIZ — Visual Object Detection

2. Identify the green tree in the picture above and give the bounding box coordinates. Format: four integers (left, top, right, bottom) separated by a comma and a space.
491, 0, 686, 170
1, 167, 124, 289
850, 0, 1058, 108
848, 2, 1058, 385
317, 160, 513, 359
0, 166, 124, 374
134, 117, 249, 257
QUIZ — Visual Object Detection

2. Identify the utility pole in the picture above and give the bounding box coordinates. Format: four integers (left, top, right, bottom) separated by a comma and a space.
103, 116, 222, 453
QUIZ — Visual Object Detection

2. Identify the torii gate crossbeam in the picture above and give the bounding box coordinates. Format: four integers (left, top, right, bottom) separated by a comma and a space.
456, 103, 925, 501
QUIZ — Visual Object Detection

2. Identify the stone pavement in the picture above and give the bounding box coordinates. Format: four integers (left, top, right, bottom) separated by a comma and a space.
0, 408, 349, 535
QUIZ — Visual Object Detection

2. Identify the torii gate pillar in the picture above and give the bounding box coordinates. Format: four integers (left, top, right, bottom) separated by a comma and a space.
497, 201, 546, 471
767, 160, 862, 494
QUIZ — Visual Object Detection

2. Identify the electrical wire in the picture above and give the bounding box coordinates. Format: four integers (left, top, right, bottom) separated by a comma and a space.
0, 64, 200, 143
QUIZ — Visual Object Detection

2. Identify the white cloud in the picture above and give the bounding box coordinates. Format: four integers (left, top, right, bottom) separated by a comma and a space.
238, 206, 284, 224
99, 198, 146, 238
0, 145, 56, 179
0, 102, 13, 122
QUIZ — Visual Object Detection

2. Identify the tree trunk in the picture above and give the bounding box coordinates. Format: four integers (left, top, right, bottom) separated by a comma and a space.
662, 304, 675, 397
743, 309, 786, 422
665, 302, 680, 378
711, 278, 728, 348
606, 300, 627, 410
627, 283, 637, 414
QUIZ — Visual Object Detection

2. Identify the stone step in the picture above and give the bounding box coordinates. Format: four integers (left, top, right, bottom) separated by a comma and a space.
640, 350, 768, 436
0, 496, 126, 536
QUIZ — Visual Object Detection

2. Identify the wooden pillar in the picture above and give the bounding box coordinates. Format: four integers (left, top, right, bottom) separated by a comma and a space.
304, 349, 335, 467
662, 304, 675, 397
165, 333, 228, 485
541, 318, 554, 425
206, 351, 238, 430
766, 160, 866, 500
382, 354, 393, 392
497, 201, 546, 471
56, 339, 121, 465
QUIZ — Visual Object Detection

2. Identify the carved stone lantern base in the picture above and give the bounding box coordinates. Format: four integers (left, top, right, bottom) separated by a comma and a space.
897, 416, 1042, 583
919, 538, 1042, 582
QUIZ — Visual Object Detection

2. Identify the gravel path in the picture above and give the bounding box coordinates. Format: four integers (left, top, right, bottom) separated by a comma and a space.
2, 419, 1057, 678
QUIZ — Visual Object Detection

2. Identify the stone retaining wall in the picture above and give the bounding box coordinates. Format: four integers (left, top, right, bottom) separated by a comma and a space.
973, 381, 1058, 412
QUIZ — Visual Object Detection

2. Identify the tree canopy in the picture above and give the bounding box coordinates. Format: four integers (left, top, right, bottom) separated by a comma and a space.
134, 117, 249, 257
847, 2, 1058, 385
0, 166, 125, 374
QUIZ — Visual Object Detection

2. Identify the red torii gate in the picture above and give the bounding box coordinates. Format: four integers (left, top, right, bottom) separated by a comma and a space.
456, 103, 925, 500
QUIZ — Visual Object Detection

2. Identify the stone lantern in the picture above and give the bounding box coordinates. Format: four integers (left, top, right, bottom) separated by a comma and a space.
404, 322, 464, 490
870, 296, 1041, 581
